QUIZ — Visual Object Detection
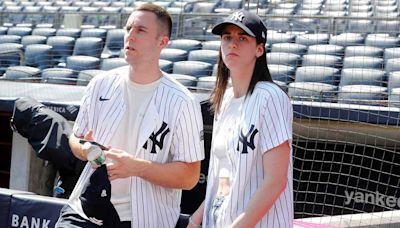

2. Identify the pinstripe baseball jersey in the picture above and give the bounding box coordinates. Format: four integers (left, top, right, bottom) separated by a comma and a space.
67, 66, 205, 228
203, 82, 293, 228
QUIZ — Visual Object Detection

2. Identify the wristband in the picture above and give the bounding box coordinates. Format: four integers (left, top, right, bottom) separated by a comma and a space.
189, 216, 201, 228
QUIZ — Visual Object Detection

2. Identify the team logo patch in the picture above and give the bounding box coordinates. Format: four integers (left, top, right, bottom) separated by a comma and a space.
230, 11, 245, 22
237, 124, 258, 154
143, 121, 170, 154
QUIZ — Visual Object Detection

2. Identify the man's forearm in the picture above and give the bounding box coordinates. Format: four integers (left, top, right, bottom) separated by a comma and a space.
136, 159, 201, 190
69, 133, 87, 161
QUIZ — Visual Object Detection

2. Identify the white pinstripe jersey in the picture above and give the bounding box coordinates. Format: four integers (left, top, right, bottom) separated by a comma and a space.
67, 66, 205, 228
203, 82, 293, 228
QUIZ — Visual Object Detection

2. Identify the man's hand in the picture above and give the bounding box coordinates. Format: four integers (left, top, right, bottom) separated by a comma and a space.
105, 149, 149, 181
84, 130, 94, 141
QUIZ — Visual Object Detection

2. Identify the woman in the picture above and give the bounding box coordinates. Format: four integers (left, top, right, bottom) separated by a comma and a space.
188, 10, 293, 228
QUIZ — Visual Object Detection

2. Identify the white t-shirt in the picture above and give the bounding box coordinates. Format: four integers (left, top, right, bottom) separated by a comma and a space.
211, 95, 245, 179
108, 74, 161, 221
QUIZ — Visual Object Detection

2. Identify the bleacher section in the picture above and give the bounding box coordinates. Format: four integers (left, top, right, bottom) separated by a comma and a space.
1, 1, 400, 224
0, 0, 400, 107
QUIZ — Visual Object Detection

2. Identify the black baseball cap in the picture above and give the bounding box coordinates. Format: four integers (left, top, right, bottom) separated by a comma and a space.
80, 165, 120, 227
212, 10, 267, 43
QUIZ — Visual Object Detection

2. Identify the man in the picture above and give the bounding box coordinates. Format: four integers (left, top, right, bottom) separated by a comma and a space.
56, 3, 204, 227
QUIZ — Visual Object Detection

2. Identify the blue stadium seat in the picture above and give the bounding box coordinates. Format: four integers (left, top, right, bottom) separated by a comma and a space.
21, 35, 47, 48
343, 56, 384, 69
295, 33, 330, 46
0, 43, 23, 74
168, 39, 202, 51
265, 18, 291, 32
211, 64, 218, 76
5, 6, 25, 24
338, 85, 387, 105
271, 8, 295, 16
3, 66, 40, 81
100, 7, 122, 26
364, 35, 400, 48
268, 64, 296, 83
288, 82, 337, 102
81, 6, 101, 26
0, 34, 21, 44
388, 71, 400, 92
24, 44, 53, 69
73, 37, 104, 58
266, 32, 296, 44
271, 43, 307, 56
72, 1, 90, 7
385, 58, 400, 73
0, 27, 7, 35
170, 74, 197, 87
344, 46, 383, 57
375, 20, 400, 36
23, 6, 44, 24
190, 2, 216, 13
56, 28, 81, 39
295, 66, 339, 85
66, 55, 101, 71
348, 11, 373, 18
55, 1, 71, 7
267, 52, 302, 67
197, 76, 217, 90
214, 0, 243, 13
32, 28, 57, 37
60, 6, 81, 13
389, 87, 400, 107
202, 40, 220, 51
42, 68, 77, 85
347, 19, 375, 34
274, 80, 288, 91
329, 33, 365, 46
46, 36, 75, 66
159, 59, 173, 73
301, 54, 342, 68
41, 6, 60, 24
384, 47, 400, 61
291, 18, 319, 33
101, 29, 124, 59
349, 3, 372, 12
80, 28, 107, 41
100, 58, 127, 71
152, 1, 172, 8
320, 11, 347, 32
160, 48, 188, 62
7, 27, 32, 36
77, 69, 105, 86
307, 44, 344, 56
188, 50, 219, 65
173, 61, 213, 78
340, 68, 386, 86
322, 3, 347, 12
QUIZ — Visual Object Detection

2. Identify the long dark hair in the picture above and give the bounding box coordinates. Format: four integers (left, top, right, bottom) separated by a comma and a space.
210, 43, 273, 113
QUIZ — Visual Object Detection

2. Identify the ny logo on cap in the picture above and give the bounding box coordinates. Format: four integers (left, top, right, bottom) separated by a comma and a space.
230, 11, 245, 22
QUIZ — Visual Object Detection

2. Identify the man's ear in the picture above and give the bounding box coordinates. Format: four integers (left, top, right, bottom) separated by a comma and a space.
159, 36, 169, 49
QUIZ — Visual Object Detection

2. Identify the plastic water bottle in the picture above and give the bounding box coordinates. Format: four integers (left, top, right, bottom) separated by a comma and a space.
82, 142, 106, 167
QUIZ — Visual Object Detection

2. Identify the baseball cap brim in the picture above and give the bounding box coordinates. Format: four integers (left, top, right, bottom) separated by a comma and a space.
212, 21, 256, 38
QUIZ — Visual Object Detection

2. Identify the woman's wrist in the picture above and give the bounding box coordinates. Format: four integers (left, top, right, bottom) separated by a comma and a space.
189, 215, 202, 228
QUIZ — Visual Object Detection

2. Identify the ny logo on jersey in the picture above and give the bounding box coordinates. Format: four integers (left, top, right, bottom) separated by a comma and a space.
230, 11, 245, 22
237, 124, 258, 154
143, 121, 170, 154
